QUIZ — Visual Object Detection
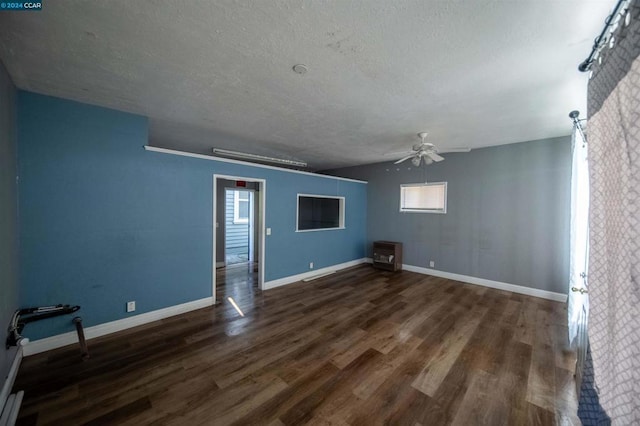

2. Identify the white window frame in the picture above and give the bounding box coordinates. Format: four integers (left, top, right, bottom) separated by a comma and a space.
400, 182, 447, 214
296, 194, 346, 232
233, 190, 250, 224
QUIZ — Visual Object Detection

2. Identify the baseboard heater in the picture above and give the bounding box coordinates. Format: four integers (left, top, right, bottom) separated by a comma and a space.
302, 271, 336, 282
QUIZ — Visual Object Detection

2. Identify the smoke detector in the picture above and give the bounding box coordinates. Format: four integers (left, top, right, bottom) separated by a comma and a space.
292, 64, 308, 74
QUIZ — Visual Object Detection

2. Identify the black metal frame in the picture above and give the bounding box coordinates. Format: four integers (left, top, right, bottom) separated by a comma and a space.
6, 304, 80, 348
579, 0, 630, 72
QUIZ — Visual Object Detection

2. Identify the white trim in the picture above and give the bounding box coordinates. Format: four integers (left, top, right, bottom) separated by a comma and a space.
297, 193, 347, 198
259, 183, 265, 290
401, 264, 567, 302
22, 297, 213, 356
144, 146, 368, 184
296, 194, 345, 232
0, 390, 23, 426
264, 258, 368, 290
214, 175, 266, 294
213, 178, 217, 303
0, 347, 22, 419
248, 190, 255, 263
295, 227, 346, 233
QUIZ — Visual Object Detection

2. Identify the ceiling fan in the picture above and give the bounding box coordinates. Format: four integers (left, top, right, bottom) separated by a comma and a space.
394, 132, 470, 166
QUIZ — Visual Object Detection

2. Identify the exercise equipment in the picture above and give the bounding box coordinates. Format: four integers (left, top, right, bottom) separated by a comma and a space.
6, 304, 89, 360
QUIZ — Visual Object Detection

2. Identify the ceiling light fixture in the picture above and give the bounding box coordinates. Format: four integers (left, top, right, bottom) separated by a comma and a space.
292, 64, 308, 74
212, 148, 307, 167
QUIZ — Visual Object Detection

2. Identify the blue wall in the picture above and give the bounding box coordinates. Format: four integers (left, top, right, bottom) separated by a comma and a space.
18, 92, 367, 340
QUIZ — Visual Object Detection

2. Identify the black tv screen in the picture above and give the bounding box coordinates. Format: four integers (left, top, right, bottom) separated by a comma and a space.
297, 196, 342, 231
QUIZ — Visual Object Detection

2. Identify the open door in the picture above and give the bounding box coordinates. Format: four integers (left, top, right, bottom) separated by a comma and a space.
212, 175, 266, 304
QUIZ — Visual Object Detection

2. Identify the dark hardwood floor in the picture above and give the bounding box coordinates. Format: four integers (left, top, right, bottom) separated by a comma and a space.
13, 264, 578, 425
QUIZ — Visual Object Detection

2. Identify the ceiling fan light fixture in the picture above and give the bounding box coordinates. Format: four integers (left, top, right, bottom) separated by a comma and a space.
393, 131, 468, 166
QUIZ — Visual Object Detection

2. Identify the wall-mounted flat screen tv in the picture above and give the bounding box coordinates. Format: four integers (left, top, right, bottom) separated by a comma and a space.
297, 195, 345, 231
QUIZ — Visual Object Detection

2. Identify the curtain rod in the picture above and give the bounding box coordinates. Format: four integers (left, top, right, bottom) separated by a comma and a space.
579, 0, 630, 72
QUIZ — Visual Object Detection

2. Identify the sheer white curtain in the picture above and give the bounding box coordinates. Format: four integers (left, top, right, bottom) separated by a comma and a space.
568, 125, 589, 346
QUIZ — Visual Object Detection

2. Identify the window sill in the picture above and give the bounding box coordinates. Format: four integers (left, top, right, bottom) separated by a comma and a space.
399, 209, 446, 214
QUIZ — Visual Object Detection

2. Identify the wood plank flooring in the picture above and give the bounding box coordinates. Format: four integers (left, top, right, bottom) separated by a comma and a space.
13, 264, 578, 425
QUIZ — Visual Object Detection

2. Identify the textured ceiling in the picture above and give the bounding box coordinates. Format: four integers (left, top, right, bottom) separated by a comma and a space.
0, 1, 612, 169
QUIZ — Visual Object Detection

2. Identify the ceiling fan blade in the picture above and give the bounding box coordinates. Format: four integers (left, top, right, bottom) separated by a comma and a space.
385, 150, 413, 157
437, 148, 471, 153
394, 154, 415, 164
427, 152, 445, 162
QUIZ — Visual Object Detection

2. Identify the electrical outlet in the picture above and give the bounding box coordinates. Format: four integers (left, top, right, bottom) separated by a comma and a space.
309, 262, 314, 269
266, 228, 271, 235
429, 260, 435, 268
126, 301, 136, 313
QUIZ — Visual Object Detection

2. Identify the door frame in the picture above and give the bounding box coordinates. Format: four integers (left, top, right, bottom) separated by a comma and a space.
213, 174, 266, 303
248, 189, 255, 263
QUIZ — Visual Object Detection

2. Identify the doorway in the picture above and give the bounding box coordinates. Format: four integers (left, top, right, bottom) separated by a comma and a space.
213, 175, 265, 305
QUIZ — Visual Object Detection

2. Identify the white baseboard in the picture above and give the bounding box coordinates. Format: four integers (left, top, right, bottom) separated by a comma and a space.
23, 297, 214, 356
0, 347, 22, 421
215, 261, 225, 268
0, 390, 23, 426
402, 264, 567, 302
263, 258, 369, 290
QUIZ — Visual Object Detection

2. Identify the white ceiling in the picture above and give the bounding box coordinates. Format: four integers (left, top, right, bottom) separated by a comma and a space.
0, 1, 612, 170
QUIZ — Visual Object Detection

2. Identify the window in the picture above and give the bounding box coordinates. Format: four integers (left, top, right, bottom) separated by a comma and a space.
234, 190, 250, 223
296, 194, 345, 231
400, 182, 447, 213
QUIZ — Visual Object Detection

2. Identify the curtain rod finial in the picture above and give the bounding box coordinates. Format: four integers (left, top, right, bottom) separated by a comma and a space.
578, 60, 592, 72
